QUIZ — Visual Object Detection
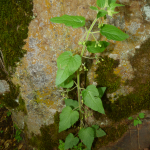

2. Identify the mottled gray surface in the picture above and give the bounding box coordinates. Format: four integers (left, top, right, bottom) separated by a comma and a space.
0, 80, 10, 94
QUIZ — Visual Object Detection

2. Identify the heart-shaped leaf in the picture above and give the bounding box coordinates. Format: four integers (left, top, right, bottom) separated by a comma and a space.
64, 133, 79, 150
97, 87, 106, 98
56, 51, 81, 86
82, 85, 105, 114
96, 128, 106, 137
78, 127, 95, 150
64, 99, 79, 110
100, 24, 129, 41
139, 113, 145, 119
86, 41, 110, 53
134, 119, 139, 126
59, 106, 79, 132
58, 74, 75, 88
50, 14, 85, 28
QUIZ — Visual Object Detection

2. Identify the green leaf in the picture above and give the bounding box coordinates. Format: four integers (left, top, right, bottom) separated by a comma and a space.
100, 24, 129, 41
64, 99, 79, 110
128, 116, 133, 120
56, 51, 81, 86
97, 0, 105, 8
50, 14, 85, 28
86, 41, 110, 53
58, 74, 75, 88
90, 6, 99, 11
78, 127, 95, 150
133, 119, 139, 126
107, 2, 124, 17
96, 128, 106, 137
91, 125, 99, 130
108, 0, 116, 5
110, 3, 125, 8
97, 10, 107, 18
82, 85, 105, 114
107, 9, 119, 17
64, 133, 79, 150
97, 87, 106, 98
138, 120, 142, 124
59, 106, 79, 132
139, 113, 145, 119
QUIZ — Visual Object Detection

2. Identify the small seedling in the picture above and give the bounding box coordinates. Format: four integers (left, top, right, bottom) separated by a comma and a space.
128, 113, 145, 149
13, 124, 22, 142
128, 112, 145, 126
6, 111, 11, 117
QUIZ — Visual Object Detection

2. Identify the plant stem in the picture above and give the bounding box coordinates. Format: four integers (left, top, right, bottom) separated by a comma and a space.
77, 18, 99, 128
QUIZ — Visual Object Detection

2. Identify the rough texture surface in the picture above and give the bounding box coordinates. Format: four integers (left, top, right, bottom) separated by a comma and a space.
0, 80, 10, 94
9, 0, 150, 145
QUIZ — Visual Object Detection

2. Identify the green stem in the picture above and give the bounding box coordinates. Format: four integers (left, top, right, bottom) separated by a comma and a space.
77, 18, 99, 129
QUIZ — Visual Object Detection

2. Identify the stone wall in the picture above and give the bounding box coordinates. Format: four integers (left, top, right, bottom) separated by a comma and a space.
1, 0, 150, 149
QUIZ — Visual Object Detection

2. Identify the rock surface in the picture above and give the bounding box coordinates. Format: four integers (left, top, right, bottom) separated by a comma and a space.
8, 0, 150, 146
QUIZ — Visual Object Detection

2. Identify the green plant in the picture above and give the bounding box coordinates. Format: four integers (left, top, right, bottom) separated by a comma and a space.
6, 110, 11, 117
0, 104, 3, 108
128, 112, 145, 149
59, 140, 84, 150
0, 130, 3, 133
50, 0, 129, 149
13, 124, 22, 142
128, 112, 145, 126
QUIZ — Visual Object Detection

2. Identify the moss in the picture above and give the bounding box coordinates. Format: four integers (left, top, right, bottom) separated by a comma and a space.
17, 95, 28, 115
92, 124, 128, 149
0, 0, 33, 72
0, 0, 33, 112
0, 80, 20, 108
95, 56, 121, 94
28, 111, 81, 150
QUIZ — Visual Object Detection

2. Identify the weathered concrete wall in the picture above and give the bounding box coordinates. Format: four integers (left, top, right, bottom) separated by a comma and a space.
8, 0, 150, 147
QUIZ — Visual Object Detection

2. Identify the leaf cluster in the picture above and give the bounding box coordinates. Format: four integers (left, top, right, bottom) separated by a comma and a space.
128, 113, 145, 126
50, 0, 129, 149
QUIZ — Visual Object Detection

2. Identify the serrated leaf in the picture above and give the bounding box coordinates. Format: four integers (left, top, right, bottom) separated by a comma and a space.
78, 127, 95, 150
108, 0, 116, 5
128, 116, 133, 120
133, 119, 139, 126
86, 41, 110, 53
107, 10, 119, 17
82, 85, 105, 114
97, 0, 105, 8
97, 87, 106, 98
90, 6, 99, 11
110, 3, 125, 8
100, 24, 129, 41
59, 106, 79, 132
56, 51, 81, 86
64, 99, 79, 110
50, 14, 85, 28
64, 133, 79, 150
97, 10, 107, 18
96, 128, 106, 137
139, 113, 145, 119
58, 74, 75, 88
